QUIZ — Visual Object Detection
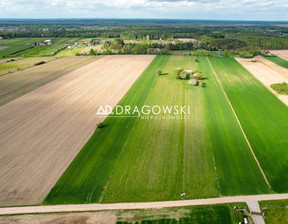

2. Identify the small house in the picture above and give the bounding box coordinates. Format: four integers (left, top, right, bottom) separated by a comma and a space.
44, 40, 52, 45
0, 36, 3, 40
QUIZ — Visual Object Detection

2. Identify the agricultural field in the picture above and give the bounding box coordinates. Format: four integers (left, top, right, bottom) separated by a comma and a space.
19, 38, 79, 57
0, 56, 98, 106
260, 199, 288, 224
0, 55, 154, 206
0, 56, 57, 76
264, 56, 288, 69
56, 38, 92, 56
209, 57, 288, 192
44, 55, 272, 205
0, 203, 244, 224
236, 56, 288, 106
269, 50, 288, 61
0, 38, 44, 58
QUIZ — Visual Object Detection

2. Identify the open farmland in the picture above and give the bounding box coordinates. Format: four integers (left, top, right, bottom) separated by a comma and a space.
0, 38, 45, 58
0, 204, 238, 224
209, 57, 288, 192
0, 56, 100, 106
0, 56, 57, 76
264, 56, 288, 69
0, 55, 154, 206
19, 38, 79, 57
44, 55, 270, 205
236, 56, 288, 106
269, 50, 288, 61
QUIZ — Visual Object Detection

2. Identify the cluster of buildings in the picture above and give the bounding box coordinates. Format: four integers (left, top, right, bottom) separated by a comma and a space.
29, 40, 52, 46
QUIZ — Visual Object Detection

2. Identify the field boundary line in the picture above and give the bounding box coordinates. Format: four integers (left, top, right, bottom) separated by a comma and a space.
206, 57, 271, 189
1, 193, 288, 215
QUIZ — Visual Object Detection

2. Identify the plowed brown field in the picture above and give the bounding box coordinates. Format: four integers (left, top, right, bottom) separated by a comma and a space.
0, 55, 155, 206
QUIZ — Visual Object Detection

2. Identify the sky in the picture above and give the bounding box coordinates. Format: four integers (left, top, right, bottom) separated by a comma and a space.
0, 0, 288, 21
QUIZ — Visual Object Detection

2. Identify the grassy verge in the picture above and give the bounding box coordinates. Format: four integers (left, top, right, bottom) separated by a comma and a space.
209, 57, 288, 193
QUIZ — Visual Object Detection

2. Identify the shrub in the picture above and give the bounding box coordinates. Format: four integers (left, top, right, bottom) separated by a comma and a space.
34, 61, 45, 66
90, 49, 95, 55
232, 210, 245, 222
156, 68, 162, 76
271, 82, 288, 95
179, 70, 189, 79
97, 122, 105, 129
175, 67, 184, 76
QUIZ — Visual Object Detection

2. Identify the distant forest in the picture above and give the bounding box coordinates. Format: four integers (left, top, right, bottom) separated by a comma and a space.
0, 19, 288, 57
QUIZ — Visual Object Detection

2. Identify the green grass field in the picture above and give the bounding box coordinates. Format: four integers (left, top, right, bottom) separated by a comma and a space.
0, 38, 45, 58
260, 200, 288, 224
44, 55, 271, 205
19, 38, 79, 57
264, 56, 288, 69
209, 57, 288, 192
116, 204, 239, 224
0, 57, 57, 75
0, 56, 99, 106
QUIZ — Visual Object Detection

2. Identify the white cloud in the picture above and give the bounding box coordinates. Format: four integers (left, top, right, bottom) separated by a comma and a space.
0, 0, 287, 20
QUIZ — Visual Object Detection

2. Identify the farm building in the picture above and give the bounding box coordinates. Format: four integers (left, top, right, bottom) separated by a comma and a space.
44, 40, 52, 45
185, 70, 193, 74
0, 36, 3, 40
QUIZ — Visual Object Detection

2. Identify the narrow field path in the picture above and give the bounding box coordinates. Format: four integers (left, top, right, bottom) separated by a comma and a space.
1, 194, 288, 215
206, 57, 271, 189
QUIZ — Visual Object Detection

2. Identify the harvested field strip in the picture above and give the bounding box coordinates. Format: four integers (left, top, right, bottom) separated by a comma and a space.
264, 56, 288, 69
43, 55, 163, 205
0, 55, 154, 206
198, 56, 270, 196
209, 57, 288, 192
101, 56, 219, 203
0, 56, 99, 106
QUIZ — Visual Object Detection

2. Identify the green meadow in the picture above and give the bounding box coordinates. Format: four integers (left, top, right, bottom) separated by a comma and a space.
44, 55, 279, 205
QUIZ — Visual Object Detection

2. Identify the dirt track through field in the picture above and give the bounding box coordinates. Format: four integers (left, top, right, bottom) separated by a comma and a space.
269, 50, 288, 61
236, 57, 288, 106
0, 55, 155, 206
1, 193, 288, 216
